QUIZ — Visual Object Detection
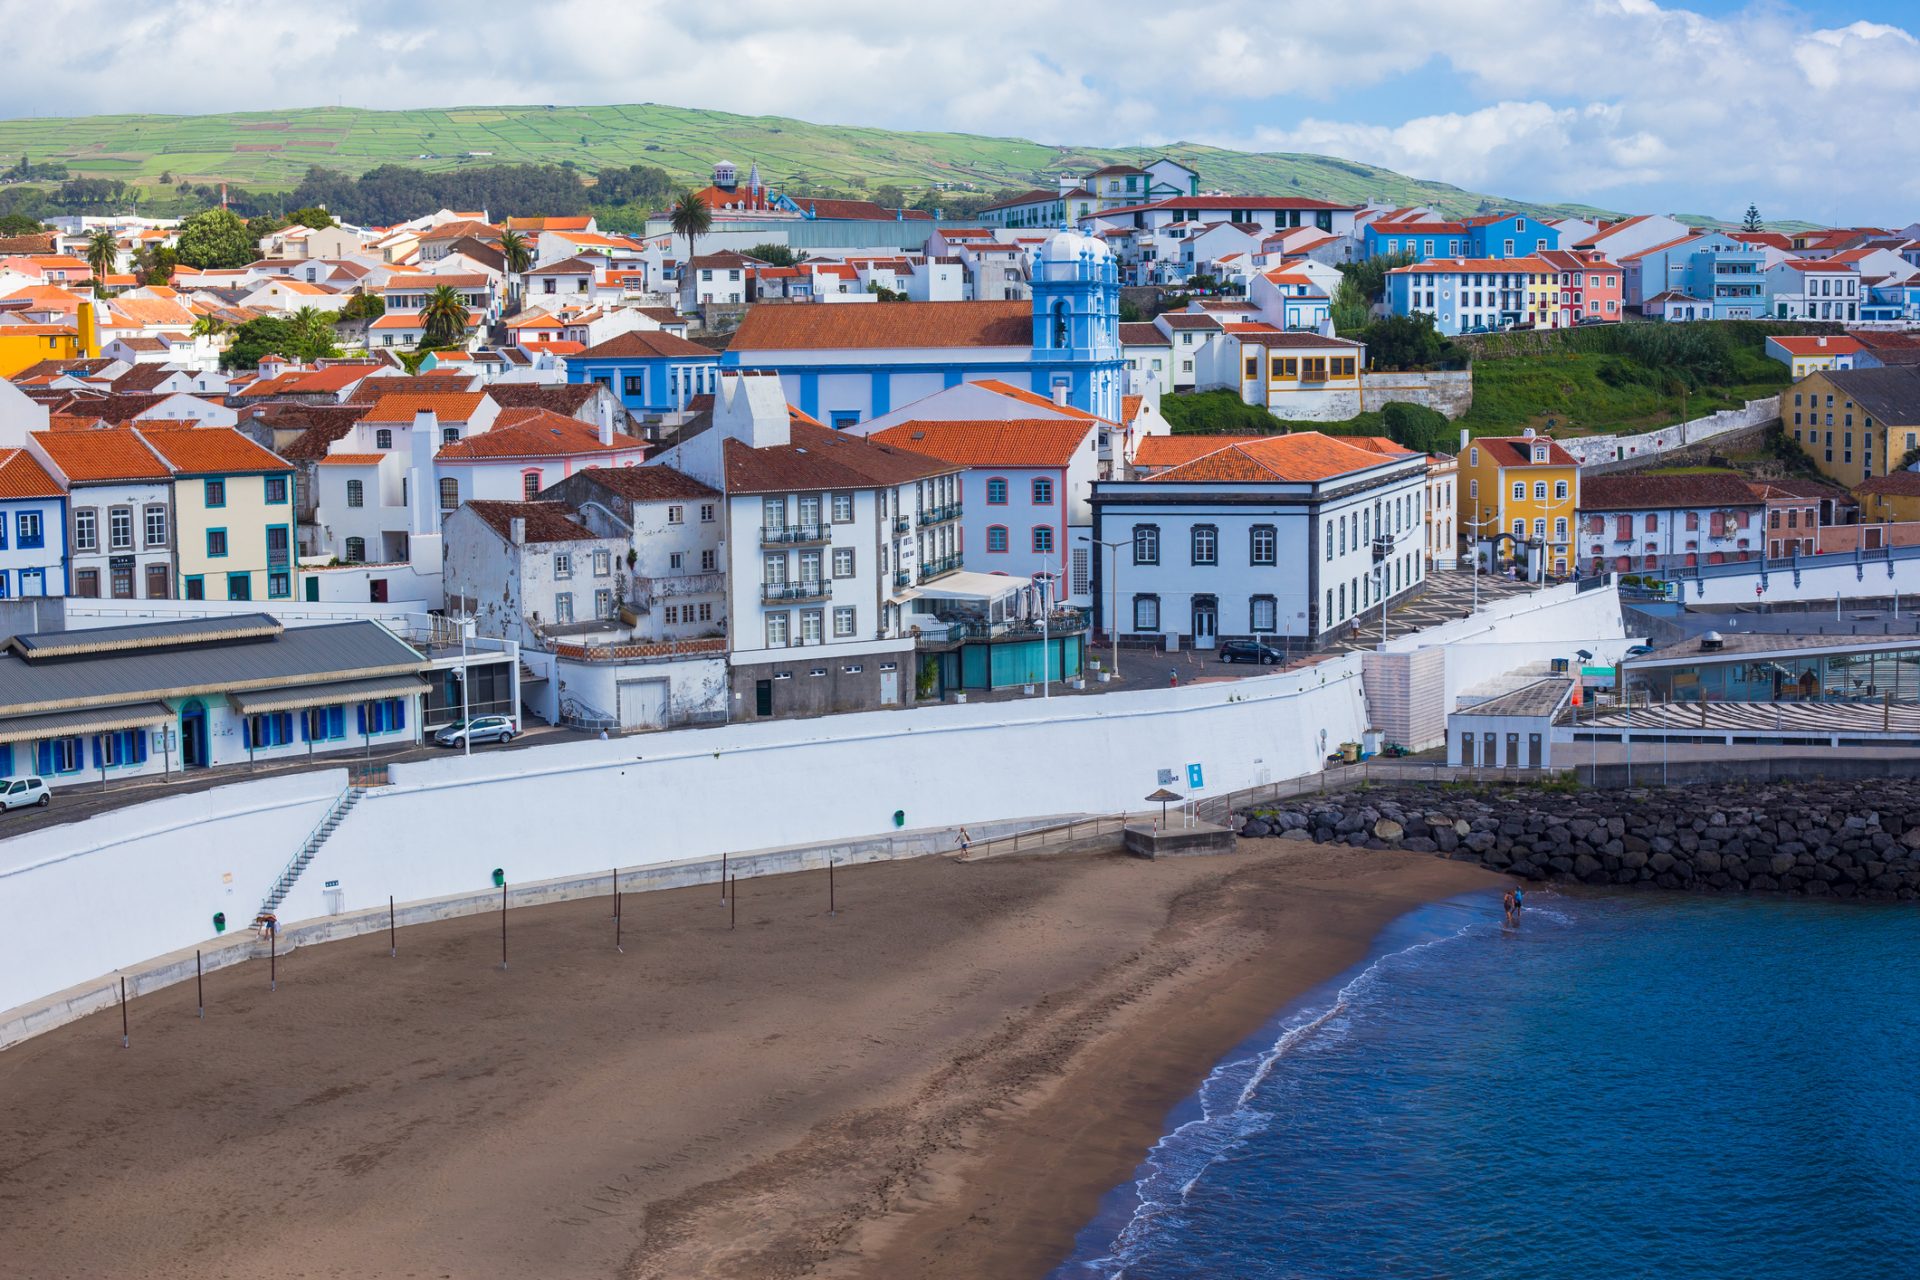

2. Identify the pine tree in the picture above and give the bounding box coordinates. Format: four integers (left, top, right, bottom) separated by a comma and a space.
1742, 203, 1763, 233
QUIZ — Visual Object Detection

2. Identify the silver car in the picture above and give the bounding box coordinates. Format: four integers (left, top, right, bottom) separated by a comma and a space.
434, 715, 517, 748
0, 775, 51, 810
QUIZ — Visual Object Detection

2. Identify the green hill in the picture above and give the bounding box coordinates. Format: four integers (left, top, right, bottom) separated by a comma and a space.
0, 101, 1626, 221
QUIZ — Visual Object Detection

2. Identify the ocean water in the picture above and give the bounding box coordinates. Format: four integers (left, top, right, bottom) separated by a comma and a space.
1054, 890, 1920, 1280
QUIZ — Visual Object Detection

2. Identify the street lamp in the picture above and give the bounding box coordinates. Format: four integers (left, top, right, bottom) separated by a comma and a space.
1078, 533, 1125, 678
459, 613, 474, 757
1031, 569, 1056, 699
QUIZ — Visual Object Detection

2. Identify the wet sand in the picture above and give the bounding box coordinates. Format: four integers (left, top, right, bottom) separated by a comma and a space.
0, 840, 1499, 1279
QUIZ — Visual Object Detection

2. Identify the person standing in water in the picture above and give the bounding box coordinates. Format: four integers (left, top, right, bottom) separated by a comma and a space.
1502, 890, 1516, 926
1514, 886, 1526, 917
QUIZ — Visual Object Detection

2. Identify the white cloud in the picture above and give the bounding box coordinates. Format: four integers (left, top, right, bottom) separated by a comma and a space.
0, 0, 1916, 220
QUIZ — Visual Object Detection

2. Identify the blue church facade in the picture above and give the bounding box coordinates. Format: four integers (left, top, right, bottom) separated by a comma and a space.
721, 229, 1127, 426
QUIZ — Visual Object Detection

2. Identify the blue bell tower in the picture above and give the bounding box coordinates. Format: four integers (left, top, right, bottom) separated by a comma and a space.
1031, 229, 1124, 420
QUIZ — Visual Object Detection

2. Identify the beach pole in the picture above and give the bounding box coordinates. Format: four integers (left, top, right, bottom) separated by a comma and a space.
120, 976, 128, 1049
829, 859, 836, 917
500, 882, 508, 970
196, 950, 203, 1020
720, 852, 727, 903
270, 927, 276, 993
614, 868, 623, 954
389, 895, 396, 958
730, 876, 736, 931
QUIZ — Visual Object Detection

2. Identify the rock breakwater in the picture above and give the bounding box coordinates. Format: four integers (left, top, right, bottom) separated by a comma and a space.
1240, 781, 1920, 900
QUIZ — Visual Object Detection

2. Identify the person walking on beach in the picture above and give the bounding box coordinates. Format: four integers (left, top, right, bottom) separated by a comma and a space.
1502, 890, 1516, 926
1513, 886, 1526, 917
955, 827, 973, 856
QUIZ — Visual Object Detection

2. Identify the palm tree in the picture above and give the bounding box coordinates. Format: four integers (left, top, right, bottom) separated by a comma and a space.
419, 284, 471, 348
668, 189, 712, 290
498, 228, 531, 314
289, 306, 336, 357
84, 228, 119, 293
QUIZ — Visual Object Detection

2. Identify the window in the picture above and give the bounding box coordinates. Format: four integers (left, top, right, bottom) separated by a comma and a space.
986, 477, 1009, 505
766, 612, 790, 647
1133, 594, 1160, 631
184, 575, 204, 600
986, 525, 1009, 553
832, 547, 855, 578
265, 476, 288, 504
442, 427, 461, 446
799, 609, 824, 644
1249, 524, 1276, 566
703, 502, 720, 523
206, 528, 228, 558
226, 572, 251, 601
1553, 480, 1568, 501
376, 428, 393, 449
1532, 482, 1547, 501
1032, 478, 1054, 505
74, 508, 96, 552
667, 504, 685, 525
701, 548, 717, 572
1512, 481, 1525, 501
622, 374, 645, 399
1191, 524, 1218, 565
204, 479, 225, 508
522, 472, 542, 500
13, 511, 41, 549
347, 478, 364, 508
304, 706, 346, 742
1134, 524, 1159, 565
554, 591, 574, 623
439, 478, 459, 510
833, 606, 856, 638
1250, 596, 1277, 633
594, 587, 613, 618
345, 537, 365, 563
109, 507, 133, 550
360, 698, 408, 735
553, 552, 573, 579
829, 494, 852, 522
246, 712, 296, 750
145, 507, 167, 548
1032, 525, 1055, 554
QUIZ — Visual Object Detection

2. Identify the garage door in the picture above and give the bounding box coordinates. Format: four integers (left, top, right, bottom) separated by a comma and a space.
616, 680, 668, 731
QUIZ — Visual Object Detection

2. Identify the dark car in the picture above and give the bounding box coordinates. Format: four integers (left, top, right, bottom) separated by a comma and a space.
1220, 640, 1284, 665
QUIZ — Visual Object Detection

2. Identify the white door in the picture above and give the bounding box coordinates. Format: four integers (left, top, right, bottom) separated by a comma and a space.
1192, 603, 1218, 651
616, 680, 668, 730
879, 670, 900, 705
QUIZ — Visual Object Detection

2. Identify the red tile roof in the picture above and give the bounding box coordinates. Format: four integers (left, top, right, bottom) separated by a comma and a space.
437, 408, 646, 460
730, 301, 1031, 351
968, 378, 1103, 420
566, 465, 720, 501
139, 426, 291, 475
360, 391, 488, 423
33, 426, 170, 482
0, 448, 63, 499
316, 453, 385, 466
723, 422, 957, 494
1119, 322, 1171, 346
1769, 335, 1863, 357
574, 329, 716, 359
1132, 434, 1268, 468
1475, 436, 1579, 468
464, 500, 599, 544
1152, 432, 1415, 483
868, 418, 1096, 468
1579, 471, 1764, 511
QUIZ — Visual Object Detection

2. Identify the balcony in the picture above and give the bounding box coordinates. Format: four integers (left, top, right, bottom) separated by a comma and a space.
762, 581, 829, 604
894, 571, 912, 589
916, 609, 1090, 645
921, 503, 964, 524
760, 523, 830, 547
918, 554, 963, 583
893, 516, 911, 535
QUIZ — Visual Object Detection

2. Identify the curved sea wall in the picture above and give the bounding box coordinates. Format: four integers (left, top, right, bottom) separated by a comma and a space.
1240, 780, 1920, 900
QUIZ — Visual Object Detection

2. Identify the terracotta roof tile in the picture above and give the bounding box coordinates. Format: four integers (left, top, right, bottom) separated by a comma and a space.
565, 465, 720, 501
0, 448, 63, 499
731, 301, 1031, 351
138, 426, 291, 475
1132, 434, 1268, 468
574, 329, 717, 359
463, 500, 598, 544
33, 426, 170, 482
868, 418, 1096, 468
437, 408, 645, 460
360, 391, 488, 423
1475, 436, 1579, 468
316, 453, 385, 466
1579, 471, 1764, 511
724, 422, 957, 494
1151, 432, 1415, 483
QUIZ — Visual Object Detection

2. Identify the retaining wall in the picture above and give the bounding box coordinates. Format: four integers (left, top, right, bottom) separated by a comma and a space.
1557, 396, 1780, 471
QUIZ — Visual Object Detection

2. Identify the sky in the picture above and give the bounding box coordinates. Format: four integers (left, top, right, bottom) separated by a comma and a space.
1, 0, 1918, 224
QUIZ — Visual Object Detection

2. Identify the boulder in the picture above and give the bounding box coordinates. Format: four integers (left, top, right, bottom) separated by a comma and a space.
1374, 818, 1405, 842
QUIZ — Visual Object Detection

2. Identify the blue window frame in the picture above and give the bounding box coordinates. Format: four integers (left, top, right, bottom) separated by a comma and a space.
204, 479, 226, 508
183, 574, 204, 600
0, 743, 11, 775
246, 712, 295, 749
985, 478, 1009, 505
15, 511, 42, 549
358, 697, 409, 735
1031, 478, 1054, 505
265, 476, 289, 504
227, 572, 252, 601
986, 525, 1009, 553
268, 571, 291, 599
206, 528, 228, 557
829, 411, 860, 430
0, 571, 9, 600
303, 705, 347, 742
0, 513, 9, 549
37, 736, 84, 775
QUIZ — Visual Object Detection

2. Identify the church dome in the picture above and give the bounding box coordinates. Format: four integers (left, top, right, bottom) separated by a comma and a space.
1041, 228, 1111, 263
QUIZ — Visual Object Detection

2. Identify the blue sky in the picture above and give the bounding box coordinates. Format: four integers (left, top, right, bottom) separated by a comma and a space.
0, 0, 1916, 224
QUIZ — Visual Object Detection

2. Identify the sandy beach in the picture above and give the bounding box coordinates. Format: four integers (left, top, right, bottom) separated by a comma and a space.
0, 839, 1499, 1279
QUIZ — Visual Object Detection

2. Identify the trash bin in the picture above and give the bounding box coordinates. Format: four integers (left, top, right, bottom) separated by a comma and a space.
491, 867, 505, 888
212, 911, 226, 934
1340, 741, 1360, 764
892, 809, 906, 828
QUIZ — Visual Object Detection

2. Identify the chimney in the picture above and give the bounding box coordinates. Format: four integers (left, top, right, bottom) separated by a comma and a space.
509, 517, 526, 545
1052, 384, 1070, 407
1459, 427, 1469, 451
1818, 336, 1827, 348
597, 395, 614, 446
1522, 427, 1536, 438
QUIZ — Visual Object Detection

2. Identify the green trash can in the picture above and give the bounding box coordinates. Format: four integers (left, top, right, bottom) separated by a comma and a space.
892, 809, 905, 828
491, 868, 505, 888
212, 911, 226, 934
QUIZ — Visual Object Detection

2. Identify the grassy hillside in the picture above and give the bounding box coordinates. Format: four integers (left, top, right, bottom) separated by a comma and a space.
0, 101, 1624, 221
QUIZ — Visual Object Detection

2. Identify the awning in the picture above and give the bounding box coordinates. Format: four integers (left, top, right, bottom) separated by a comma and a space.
0, 702, 174, 746
913, 570, 1032, 602
227, 674, 428, 716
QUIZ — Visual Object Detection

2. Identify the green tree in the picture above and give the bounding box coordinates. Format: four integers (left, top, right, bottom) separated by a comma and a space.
498, 227, 532, 314
1360, 313, 1448, 371
1379, 401, 1456, 455
1330, 274, 1371, 333
83, 228, 119, 288
668, 189, 712, 278
743, 243, 804, 267
191, 314, 229, 339
221, 313, 337, 368
1742, 203, 1763, 233
1337, 252, 1414, 306
135, 244, 176, 287
1157, 389, 1283, 435
289, 307, 337, 353
418, 284, 471, 347
0, 212, 43, 236
337, 292, 386, 324
246, 213, 289, 241
174, 208, 257, 269
286, 205, 336, 230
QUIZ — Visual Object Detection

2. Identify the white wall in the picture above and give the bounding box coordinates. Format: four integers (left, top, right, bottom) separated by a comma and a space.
1382, 580, 1633, 709
0, 770, 343, 1016
1683, 549, 1920, 607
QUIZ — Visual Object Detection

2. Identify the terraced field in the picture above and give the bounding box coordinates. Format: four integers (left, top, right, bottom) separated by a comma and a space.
0, 101, 1621, 220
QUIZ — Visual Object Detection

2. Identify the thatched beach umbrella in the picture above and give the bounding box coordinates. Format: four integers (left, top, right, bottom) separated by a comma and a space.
1144, 787, 1184, 827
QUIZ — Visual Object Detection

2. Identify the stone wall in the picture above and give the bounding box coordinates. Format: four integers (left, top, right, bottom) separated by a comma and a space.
1361, 369, 1474, 420
1238, 780, 1920, 900
1558, 395, 1780, 472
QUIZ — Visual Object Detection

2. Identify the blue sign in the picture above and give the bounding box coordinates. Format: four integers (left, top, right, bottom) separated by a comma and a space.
1186, 762, 1205, 791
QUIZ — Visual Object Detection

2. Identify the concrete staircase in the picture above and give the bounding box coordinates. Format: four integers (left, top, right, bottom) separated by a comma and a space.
260, 785, 366, 915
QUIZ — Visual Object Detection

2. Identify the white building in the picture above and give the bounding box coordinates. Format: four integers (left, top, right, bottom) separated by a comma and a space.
27, 425, 175, 599
647, 375, 964, 718
444, 500, 632, 645
1425, 453, 1458, 570
1575, 471, 1765, 575
1090, 432, 1429, 649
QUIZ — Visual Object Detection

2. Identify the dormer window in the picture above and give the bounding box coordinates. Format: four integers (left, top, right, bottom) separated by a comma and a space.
1533, 447, 1547, 463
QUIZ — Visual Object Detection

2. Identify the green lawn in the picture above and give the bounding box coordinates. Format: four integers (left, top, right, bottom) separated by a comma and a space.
1457, 352, 1787, 438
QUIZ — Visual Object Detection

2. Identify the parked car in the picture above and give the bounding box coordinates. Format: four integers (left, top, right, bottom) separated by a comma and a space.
434, 715, 517, 748
1219, 640, 1285, 665
0, 775, 51, 810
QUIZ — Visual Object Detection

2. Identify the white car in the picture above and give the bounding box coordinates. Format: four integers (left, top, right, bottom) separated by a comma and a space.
0, 775, 51, 810
434, 715, 517, 748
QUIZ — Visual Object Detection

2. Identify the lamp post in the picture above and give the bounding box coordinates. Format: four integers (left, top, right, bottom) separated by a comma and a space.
1079, 534, 1125, 678
1031, 569, 1057, 699
459, 613, 474, 757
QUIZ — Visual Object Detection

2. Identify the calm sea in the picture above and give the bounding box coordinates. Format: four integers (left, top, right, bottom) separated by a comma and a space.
1053, 889, 1920, 1279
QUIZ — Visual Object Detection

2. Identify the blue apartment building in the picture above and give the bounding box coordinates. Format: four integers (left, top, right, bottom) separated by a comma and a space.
1623, 231, 1767, 319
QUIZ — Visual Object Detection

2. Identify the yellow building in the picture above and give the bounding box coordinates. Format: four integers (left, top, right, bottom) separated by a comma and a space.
141, 428, 297, 602
1227, 330, 1364, 411
1854, 472, 1920, 524
1457, 433, 1580, 577
0, 324, 80, 377
1787, 368, 1920, 488
1524, 271, 1561, 328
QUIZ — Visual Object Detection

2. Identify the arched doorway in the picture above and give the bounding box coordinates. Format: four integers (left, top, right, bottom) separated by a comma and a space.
179, 699, 209, 769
